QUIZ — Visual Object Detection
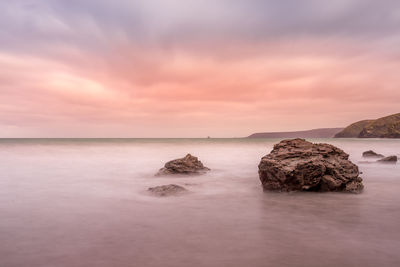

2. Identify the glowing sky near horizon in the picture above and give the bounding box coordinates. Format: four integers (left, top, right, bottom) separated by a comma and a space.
1, 0, 400, 137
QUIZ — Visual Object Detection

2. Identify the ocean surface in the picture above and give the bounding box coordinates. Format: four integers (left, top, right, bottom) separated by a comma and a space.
1, 138, 399, 267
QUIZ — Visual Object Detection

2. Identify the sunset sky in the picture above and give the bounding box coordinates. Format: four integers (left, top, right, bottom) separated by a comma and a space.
1, 0, 400, 137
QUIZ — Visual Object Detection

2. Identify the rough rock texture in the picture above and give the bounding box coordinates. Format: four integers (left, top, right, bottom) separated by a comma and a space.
362, 150, 384, 158
377, 156, 398, 163
258, 139, 364, 193
148, 184, 187, 196
156, 154, 210, 175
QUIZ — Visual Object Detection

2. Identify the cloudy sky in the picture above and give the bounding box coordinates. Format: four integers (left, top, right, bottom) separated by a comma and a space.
1, 0, 400, 137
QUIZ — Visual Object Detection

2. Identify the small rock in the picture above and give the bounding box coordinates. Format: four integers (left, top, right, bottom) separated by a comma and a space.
156, 154, 210, 176
148, 184, 187, 197
362, 150, 384, 158
377, 156, 397, 163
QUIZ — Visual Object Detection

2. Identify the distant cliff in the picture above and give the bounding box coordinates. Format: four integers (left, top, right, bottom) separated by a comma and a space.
335, 113, 400, 138
248, 128, 343, 138
334, 120, 373, 138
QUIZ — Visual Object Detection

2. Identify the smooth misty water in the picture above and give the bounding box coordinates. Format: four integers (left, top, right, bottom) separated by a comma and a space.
0, 138, 399, 267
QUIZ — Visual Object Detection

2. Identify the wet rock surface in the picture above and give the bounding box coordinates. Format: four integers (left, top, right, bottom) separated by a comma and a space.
156, 154, 210, 175
377, 156, 398, 163
148, 184, 187, 196
258, 138, 364, 193
362, 150, 384, 158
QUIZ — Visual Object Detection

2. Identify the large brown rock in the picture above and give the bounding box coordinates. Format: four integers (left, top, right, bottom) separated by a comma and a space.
258, 139, 364, 193
156, 154, 210, 175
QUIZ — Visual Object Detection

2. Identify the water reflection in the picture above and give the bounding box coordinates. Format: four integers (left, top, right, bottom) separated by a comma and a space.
0, 138, 399, 267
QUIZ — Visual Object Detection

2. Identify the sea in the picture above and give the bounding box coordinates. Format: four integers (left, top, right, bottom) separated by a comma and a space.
0, 138, 399, 267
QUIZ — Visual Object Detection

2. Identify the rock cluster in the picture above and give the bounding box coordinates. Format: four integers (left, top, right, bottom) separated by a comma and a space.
156, 154, 210, 176
148, 184, 187, 197
362, 150, 397, 163
258, 139, 364, 193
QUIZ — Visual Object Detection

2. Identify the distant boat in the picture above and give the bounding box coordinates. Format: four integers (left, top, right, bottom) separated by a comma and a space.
207, 136, 211, 139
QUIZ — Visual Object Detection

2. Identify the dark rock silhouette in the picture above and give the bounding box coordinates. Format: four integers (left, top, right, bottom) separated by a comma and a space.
362, 150, 384, 158
258, 139, 364, 193
148, 184, 187, 196
377, 156, 398, 163
156, 154, 210, 175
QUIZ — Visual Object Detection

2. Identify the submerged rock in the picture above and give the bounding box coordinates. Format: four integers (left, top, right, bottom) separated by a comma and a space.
156, 154, 210, 175
377, 156, 398, 163
148, 184, 187, 196
362, 150, 384, 158
258, 138, 364, 193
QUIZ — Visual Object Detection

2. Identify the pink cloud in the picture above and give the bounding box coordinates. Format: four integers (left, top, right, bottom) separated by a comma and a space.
1, 35, 400, 137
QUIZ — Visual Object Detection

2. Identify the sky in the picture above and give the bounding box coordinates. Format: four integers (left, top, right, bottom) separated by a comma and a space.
1, 0, 400, 137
